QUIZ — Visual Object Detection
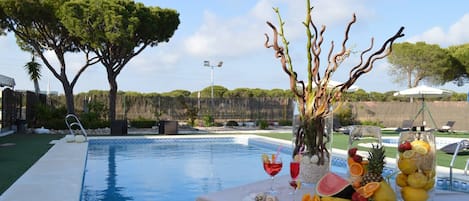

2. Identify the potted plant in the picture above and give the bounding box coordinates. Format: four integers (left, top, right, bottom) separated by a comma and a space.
264, 0, 404, 183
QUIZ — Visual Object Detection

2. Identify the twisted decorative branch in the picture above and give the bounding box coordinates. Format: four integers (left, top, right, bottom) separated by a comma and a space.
265, 11, 404, 119
265, 1, 404, 161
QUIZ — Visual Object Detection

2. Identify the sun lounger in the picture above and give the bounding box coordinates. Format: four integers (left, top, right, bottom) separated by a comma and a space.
439, 140, 469, 155
438, 121, 456, 133
395, 120, 413, 132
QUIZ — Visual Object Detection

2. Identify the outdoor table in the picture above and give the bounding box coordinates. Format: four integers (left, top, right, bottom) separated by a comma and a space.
196, 175, 469, 201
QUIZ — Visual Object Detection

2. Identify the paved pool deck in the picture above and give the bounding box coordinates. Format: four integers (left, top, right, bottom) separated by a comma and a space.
1, 133, 468, 201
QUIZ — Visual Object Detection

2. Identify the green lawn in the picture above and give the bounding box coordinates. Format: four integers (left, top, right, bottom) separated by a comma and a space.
256, 132, 469, 170
0, 133, 64, 195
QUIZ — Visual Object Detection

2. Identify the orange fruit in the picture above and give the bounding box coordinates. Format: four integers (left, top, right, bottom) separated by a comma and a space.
349, 162, 364, 176
302, 193, 311, 201
312, 194, 321, 201
364, 182, 381, 193
347, 157, 355, 166
352, 178, 362, 189
302, 193, 320, 201
361, 160, 369, 165
357, 182, 381, 198
356, 186, 373, 198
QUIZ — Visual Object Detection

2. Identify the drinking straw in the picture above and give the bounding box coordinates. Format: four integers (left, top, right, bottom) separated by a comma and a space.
275, 145, 282, 161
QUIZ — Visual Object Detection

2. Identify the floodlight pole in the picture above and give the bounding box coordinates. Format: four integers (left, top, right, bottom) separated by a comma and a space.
204, 61, 223, 120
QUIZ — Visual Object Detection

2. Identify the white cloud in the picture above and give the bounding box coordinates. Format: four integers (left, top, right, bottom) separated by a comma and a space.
408, 13, 469, 46
310, 0, 372, 26
183, 0, 370, 59
448, 13, 469, 44
128, 46, 181, 74
184, 10, 267, 58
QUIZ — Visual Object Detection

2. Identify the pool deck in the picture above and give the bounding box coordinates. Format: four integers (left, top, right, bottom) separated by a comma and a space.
1, 134, 468, 201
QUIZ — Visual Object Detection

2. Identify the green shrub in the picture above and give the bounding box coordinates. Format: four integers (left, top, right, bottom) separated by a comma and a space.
257, 120, 269, 129
334, 104, 356, 126
225, 120, 239, 127
360, 120, 384, 128
203, 115, 214, 127
34, 104, 68, 129
278, 119, 292, 126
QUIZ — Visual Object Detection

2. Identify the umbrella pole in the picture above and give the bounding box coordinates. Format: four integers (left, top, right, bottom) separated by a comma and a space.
413, 97, 425, 126
412, 97, 438, 129
424, 101, 438, 129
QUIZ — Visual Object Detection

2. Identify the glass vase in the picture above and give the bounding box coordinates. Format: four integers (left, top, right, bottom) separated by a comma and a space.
396, 127, 436, 201
292, 103, 333, 185
346, 125, 382, 182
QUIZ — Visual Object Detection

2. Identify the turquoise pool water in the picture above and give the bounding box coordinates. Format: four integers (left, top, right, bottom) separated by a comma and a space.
80, 137, 304, 201
80, 137, 468, 201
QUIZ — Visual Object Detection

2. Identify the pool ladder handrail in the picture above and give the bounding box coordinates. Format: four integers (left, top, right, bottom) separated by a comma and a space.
65, 114, 88, 141
449, 139, 469, 191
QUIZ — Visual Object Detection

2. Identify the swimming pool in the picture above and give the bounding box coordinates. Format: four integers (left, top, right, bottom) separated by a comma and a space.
79, 136, 469, 201
80, 137, 305, 201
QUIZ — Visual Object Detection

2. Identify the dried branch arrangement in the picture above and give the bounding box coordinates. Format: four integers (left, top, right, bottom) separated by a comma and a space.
265, 0, 404, 162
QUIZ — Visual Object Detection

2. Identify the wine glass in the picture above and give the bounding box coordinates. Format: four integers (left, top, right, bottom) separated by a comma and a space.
289, 160, 300, 200
262, 154, 283, 195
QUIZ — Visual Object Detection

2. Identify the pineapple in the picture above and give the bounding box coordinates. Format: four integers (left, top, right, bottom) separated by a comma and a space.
361, 144, 385, 186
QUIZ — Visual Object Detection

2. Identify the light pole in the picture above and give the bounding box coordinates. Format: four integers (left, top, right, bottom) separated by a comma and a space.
204, 60, 223, 120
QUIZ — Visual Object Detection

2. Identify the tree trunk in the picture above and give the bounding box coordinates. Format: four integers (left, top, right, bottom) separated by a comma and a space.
33, 80, 40, 96
108, 76, 118, 122
62, 82, 75, 114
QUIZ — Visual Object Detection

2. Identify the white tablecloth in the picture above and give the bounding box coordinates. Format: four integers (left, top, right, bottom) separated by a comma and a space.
196, 175, 468, 201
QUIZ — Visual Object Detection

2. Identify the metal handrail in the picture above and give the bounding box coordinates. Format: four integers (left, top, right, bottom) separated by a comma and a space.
65, 114, 88, 141
449, 139, 469, 190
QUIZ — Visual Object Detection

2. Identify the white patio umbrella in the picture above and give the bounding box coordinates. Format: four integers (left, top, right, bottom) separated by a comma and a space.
393, 85, 451, 98
327, 80, 360, 92
393, 85, 452, 129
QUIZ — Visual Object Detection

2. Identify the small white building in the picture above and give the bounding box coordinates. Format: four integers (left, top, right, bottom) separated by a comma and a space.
0, 74, 15, 89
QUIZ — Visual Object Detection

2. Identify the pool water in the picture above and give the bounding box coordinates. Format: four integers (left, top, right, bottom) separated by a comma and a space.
81, 137, 322, 201
80, 137, 468, 201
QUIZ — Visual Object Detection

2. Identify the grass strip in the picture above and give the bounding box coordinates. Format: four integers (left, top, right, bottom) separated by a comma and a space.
0, 134, 64, 194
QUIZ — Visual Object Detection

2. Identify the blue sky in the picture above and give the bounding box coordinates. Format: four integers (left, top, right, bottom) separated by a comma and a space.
1, 0, 468, 94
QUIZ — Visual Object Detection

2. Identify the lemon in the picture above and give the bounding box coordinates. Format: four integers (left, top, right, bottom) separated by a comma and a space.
407, 172, 428, 188
372, 181, 396, 201
401, 186, 429, 201
296, 180, 302, 189
413, 145, 428, 155
262, 154, 270, 163
398, 158, 418, 175
411, 140, 430, 155
320, 196, 351, 201
423, 179, 435, 191
424, 170, 436, 179
402, 150, 416, 159
396, 173, 408, 187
